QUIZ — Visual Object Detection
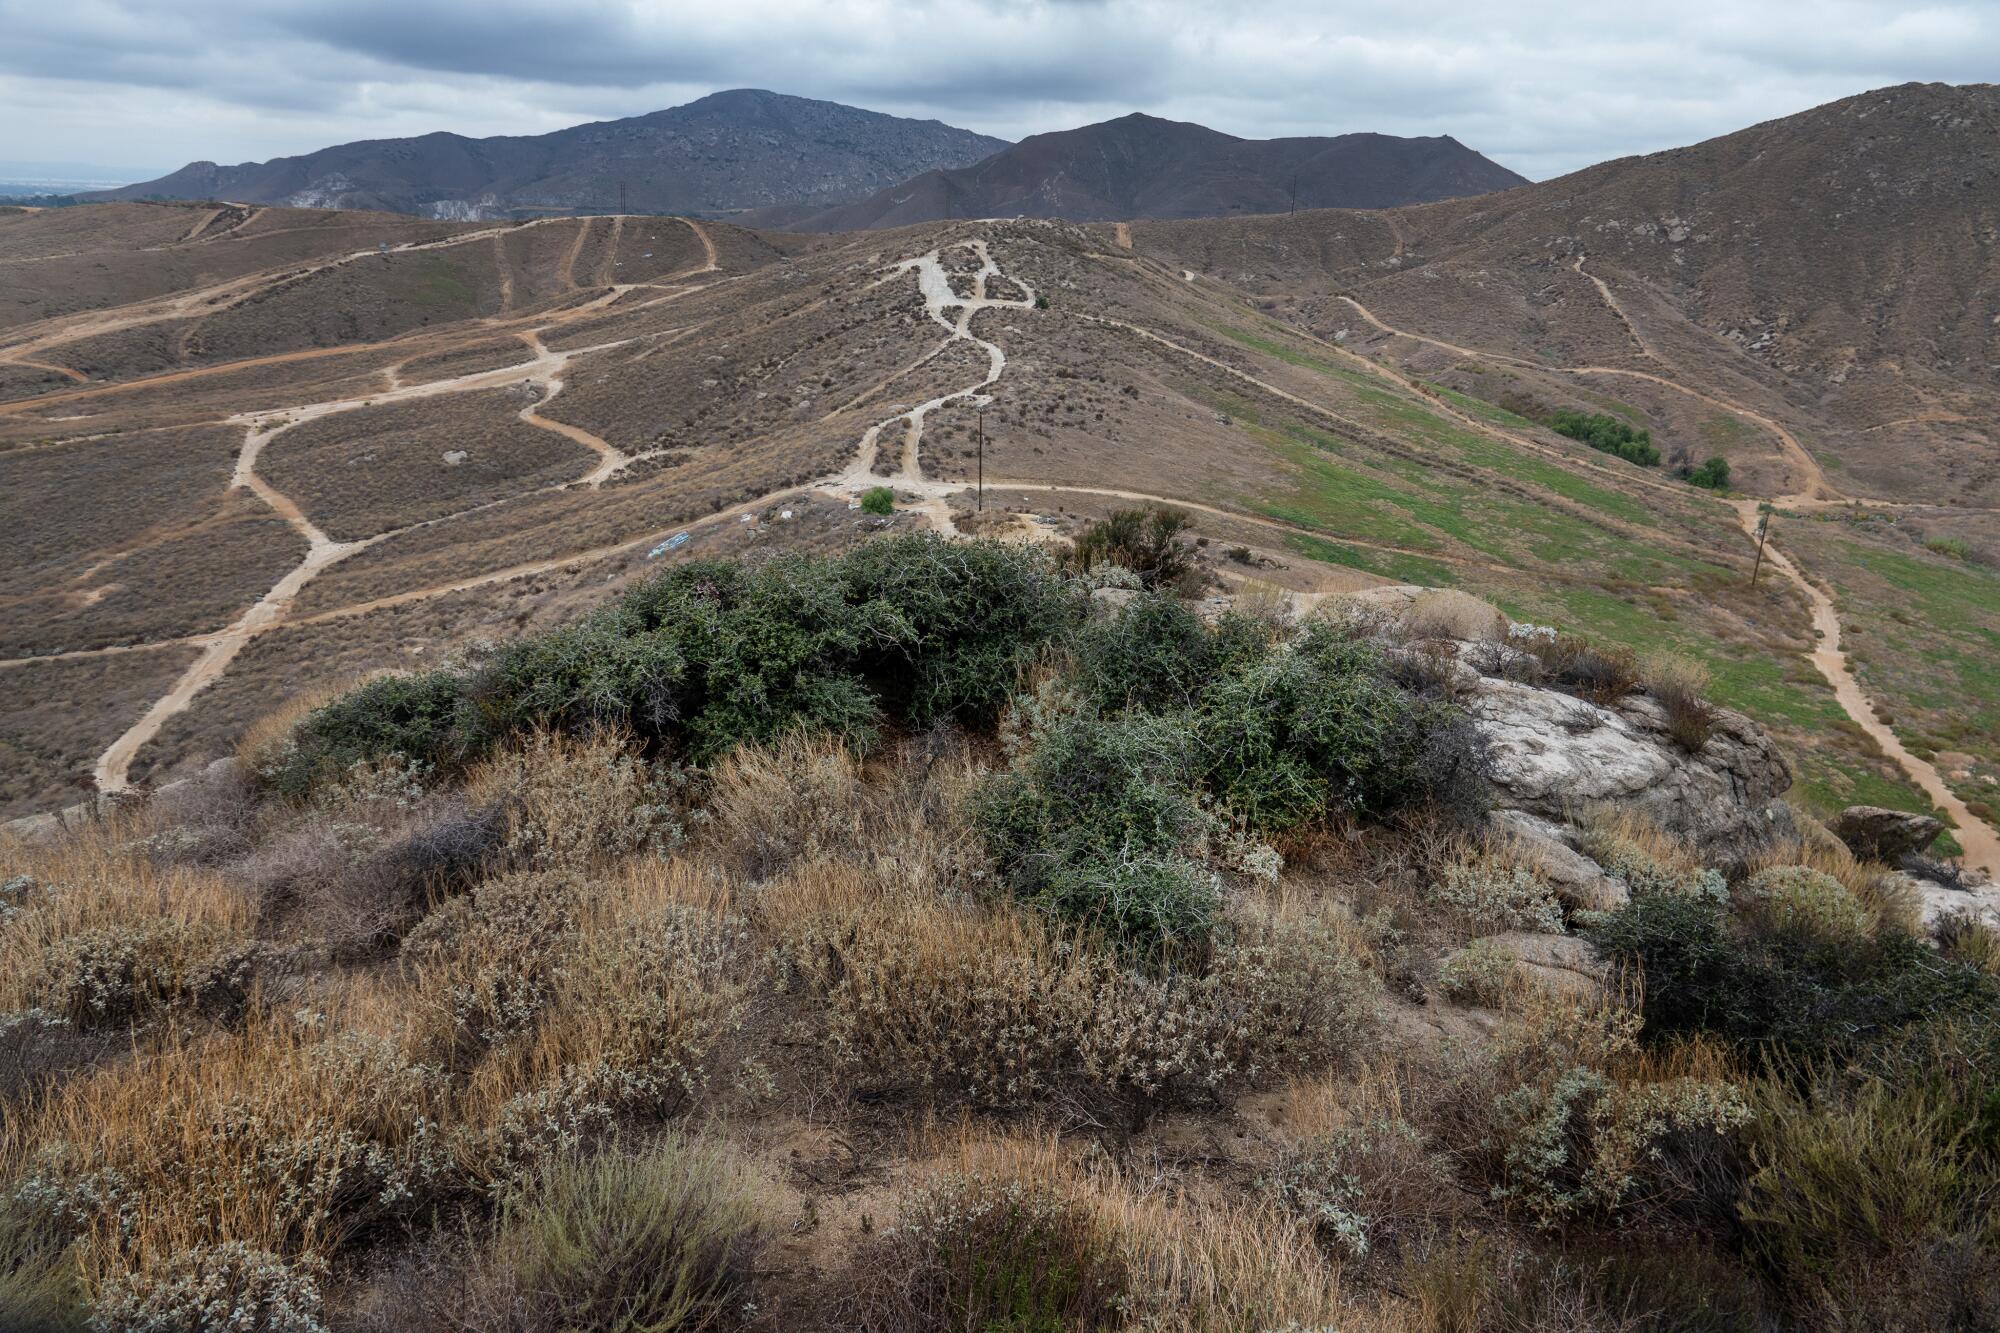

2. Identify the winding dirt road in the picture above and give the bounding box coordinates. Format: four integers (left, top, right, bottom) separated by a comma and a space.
1731, 501, 2000, 874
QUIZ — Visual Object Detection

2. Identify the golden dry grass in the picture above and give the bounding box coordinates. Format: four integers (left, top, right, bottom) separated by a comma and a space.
0, 834, 257, 1021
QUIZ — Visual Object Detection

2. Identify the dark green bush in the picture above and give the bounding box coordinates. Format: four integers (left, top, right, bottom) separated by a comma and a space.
257, 537, 1080, 799
860, 485, 895, 515
977, 710, 1219, 948
840, 535, 1084, 729
1072, 594, 1267, 714
1587, 891, 2000, 1065
1686, 456, 1732, 489
1194, 621, 1484, 830
263, 669, 478, 802
1548, 408, 1661, 466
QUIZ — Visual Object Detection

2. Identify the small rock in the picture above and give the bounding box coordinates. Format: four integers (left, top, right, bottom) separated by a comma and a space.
1829, 805, 1943, 861
1475, 931, 1611, 1001
1489, 810, 1628, 912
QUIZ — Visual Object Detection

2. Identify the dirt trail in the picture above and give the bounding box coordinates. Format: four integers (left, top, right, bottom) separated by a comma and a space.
513, 331, 633, 487
682, 217, 719, 272
1731, 500, 2000, 873
0, 215, 576, 368
561, 217, 595, 289
94, 414, 375, 791
0, 238, 713, 419
597, 216, 625, 286
85, 313, 648, 789
1571, 254, 1652, 358
828, 239, 1038, 534
3, 355, 87, 383
1113, 222, 1133, 250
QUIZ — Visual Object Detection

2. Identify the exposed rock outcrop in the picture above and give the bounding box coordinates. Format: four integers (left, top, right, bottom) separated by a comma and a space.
1468, 675, 1794, 869
1829, 805, 1944, 861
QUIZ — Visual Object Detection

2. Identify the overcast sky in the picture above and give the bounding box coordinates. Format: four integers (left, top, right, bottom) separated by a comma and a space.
3, 0, 1994, 183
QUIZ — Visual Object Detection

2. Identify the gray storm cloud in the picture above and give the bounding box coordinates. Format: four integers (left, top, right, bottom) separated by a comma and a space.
0, 0, 1993, 182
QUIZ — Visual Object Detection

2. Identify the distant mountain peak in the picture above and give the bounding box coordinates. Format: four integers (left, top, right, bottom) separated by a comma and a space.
781, 113, 1526, 231
88, 92, 1011, 220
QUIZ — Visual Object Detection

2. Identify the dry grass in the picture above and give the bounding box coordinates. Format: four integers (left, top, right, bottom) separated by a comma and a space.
0, 1008, 446, 1299
0, 836, 258, 1025
765, 859, 1376, 1112
1641, 650, 1718, 752
700, 733, 982, 884
1400, 589, 1508, 644
870, 1128, 1353, 1333
466, 728, 688, 872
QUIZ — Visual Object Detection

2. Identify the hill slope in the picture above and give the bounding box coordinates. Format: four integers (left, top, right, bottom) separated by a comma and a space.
779, 113, 1528, 229
1132, 82, 2000, 505
85, 90, 1009, 220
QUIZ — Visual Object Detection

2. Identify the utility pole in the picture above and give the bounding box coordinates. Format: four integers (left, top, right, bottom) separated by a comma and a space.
976, 407, 986, 512
1750, 504, 1772, 586
617, 179, 627, 215
1289, 172, 1299, 215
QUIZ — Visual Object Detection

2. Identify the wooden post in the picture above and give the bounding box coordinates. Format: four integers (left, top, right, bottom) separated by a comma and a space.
1750, 507, 1771, 586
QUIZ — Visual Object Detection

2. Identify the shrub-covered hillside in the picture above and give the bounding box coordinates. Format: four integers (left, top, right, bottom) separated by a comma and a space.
2, 529, 1997, 1332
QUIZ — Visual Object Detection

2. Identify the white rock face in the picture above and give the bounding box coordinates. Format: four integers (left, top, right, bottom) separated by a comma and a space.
1469, 675, 1795, 867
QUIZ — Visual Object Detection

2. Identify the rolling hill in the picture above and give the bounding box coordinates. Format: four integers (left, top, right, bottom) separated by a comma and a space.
778, 112, 1528, 229
2, 83, 1996, 865
83, 90, 1009, 220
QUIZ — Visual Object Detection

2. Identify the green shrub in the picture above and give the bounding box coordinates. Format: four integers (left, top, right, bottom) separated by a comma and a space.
1924, 536, 1973, 562
1194, 621, 1484, 829
497, 1136, 762, 1333
256, 538, 1080, 799
839, 535, 1084, 729
977, 711, 1218, 948
1067, 505, 1195, 590
1070, 594, 1267, 714
1686, 456, 1731, 489
859, 486, 895, 515
1548, 409, 1661, 466
257, 670, 476, 803
1587, 891, 2000, 1064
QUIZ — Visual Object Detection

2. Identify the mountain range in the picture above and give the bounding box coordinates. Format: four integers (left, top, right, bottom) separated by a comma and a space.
85, 90, 1009, 221
89, 92, 1528, 226
768, 113, 1528, 230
